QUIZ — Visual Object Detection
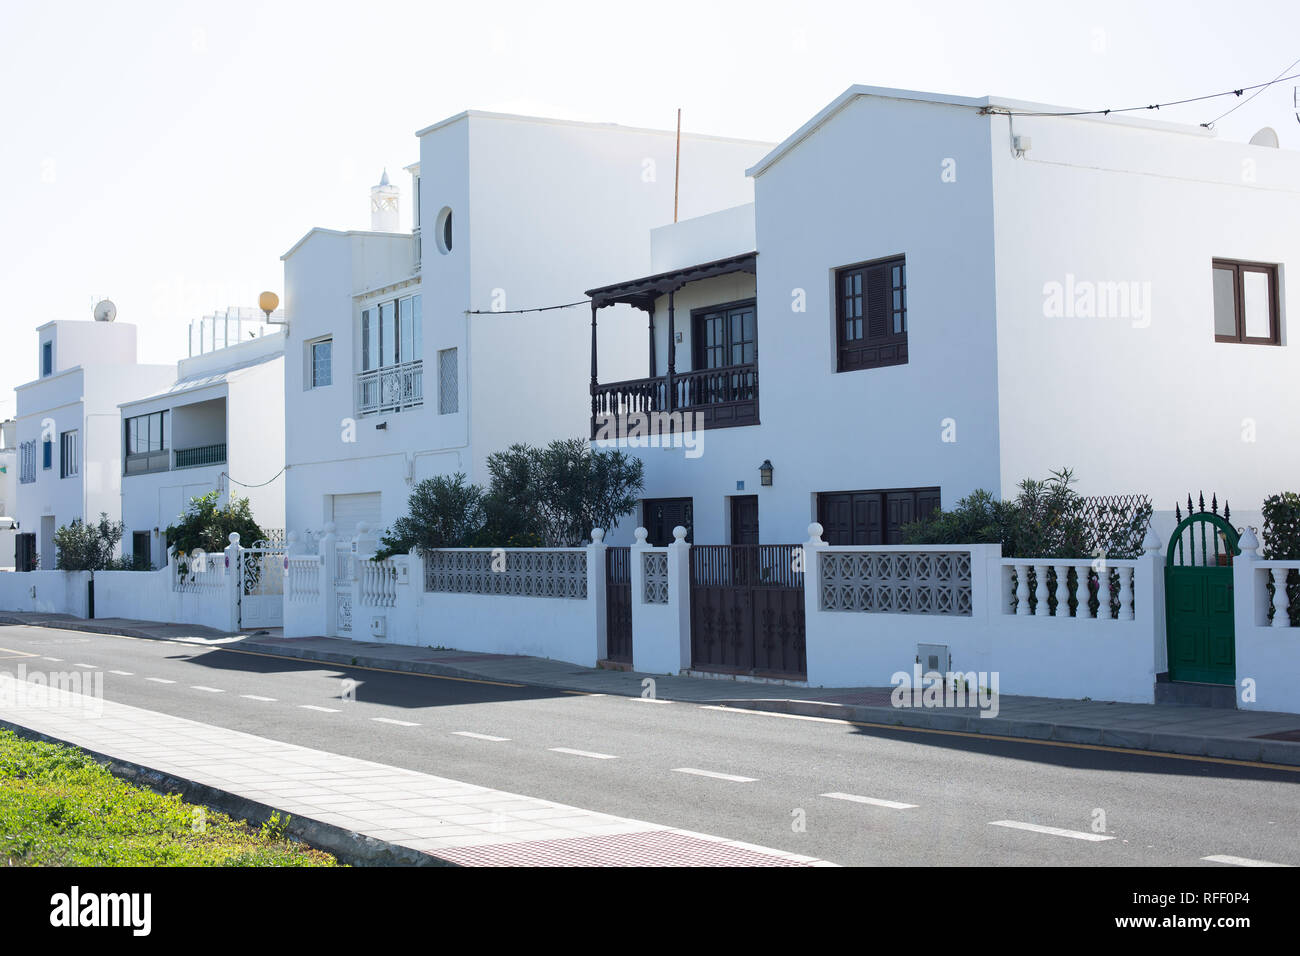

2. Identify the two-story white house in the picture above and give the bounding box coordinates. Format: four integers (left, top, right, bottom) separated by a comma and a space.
281, 112, 771, 540
588, 85, 1300, 548
13, 317, 176, 569
119, 310, 286, 569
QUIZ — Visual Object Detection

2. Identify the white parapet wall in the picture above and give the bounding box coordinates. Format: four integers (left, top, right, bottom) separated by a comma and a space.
1233, 531, 1300, 714
801, 525, 1165, 704
0, 570, 91, 617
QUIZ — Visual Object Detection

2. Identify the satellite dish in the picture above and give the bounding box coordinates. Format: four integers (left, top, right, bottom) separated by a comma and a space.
1249, 127, 1280, 148
93, 299, 117, 322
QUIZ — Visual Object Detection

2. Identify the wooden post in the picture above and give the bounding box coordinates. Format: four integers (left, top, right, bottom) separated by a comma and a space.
674, 108, 681, 224
590, 300, 599, 437
647, 305, 656, 379
666, 290, 676, 412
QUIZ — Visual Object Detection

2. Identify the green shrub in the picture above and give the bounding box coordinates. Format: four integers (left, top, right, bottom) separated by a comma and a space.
164, 492, 263, 569
53, 514, 123, 571
376, 473, 487, 558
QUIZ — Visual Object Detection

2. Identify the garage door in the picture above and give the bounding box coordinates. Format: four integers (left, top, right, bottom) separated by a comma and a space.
331, 493, 383, 537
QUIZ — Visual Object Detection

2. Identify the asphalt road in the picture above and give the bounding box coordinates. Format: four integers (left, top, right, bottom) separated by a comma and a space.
1, 623, 1296, 867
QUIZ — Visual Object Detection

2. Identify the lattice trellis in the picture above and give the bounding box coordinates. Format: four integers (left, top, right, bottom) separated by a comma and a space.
643, 551, 669, 604
424, 549, 588, 599
820, 551, 973, 615
1076, 494, 1153, 559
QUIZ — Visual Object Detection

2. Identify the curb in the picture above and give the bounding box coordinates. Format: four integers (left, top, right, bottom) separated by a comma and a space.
0, 717, 455, 867
704, 698, 1300, 768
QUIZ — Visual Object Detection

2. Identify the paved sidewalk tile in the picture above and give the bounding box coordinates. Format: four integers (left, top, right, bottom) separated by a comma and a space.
0, 673, 830, 867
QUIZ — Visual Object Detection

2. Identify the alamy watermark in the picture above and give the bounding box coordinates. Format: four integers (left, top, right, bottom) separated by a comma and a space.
891, 664, 1000, 718
0, 665, 104, 716
592, 411, 705, 459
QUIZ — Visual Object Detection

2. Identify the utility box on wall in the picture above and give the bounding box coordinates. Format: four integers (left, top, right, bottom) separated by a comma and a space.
916, 643, 949, 674
369, 616, 387, 639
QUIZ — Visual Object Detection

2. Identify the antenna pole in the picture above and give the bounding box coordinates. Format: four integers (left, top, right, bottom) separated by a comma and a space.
673, 108, 681, 223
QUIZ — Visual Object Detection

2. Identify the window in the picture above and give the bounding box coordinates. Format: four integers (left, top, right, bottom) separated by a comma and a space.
835, 256, 908, 372
59, 430, 78, 479
642, 498, 693, 547
132, 531, 151, 568
125, 411, 169, 455
438, 348, 458, 413
361, 293, 422, 371
435, 207, 453, 254
1213, 259, 1279, 344
310, 339, 332, 387
42, 438, 51, 470
41, 341, 52, 377
693, 300, 756, 370
19, 441, 36, 483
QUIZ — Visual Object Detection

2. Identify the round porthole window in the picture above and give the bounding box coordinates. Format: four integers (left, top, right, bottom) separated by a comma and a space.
435, 206, 453, 254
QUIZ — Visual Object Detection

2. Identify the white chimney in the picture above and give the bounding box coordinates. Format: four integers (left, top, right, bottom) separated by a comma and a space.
370, 168, 400, 232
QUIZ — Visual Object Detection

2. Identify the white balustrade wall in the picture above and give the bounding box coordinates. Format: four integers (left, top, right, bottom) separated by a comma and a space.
1233, 534, 1300, 713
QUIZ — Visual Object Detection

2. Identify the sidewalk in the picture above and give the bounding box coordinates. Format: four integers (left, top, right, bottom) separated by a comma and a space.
5, 611, 1300, 767
0, 671, 830, 866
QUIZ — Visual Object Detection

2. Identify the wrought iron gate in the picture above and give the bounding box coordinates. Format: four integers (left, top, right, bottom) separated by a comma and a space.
1165, 495, 1238, 685
335, 542, 354, 634
240, 542, 285, 629
605, 546, 632, 664
689, 544, 806, 679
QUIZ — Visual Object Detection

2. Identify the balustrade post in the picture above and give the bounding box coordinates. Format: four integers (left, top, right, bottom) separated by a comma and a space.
1015, 563, 1031, 615
1273, 568, 1292, 628
1034, 563, 1050, 616
321, 523, 338, 638
1075, 562, 1093, 618
1118, 565, 1135, 621
1095, 560, 1112, 621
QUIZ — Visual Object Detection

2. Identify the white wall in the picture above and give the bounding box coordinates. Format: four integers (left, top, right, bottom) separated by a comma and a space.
990, 109, 1300, 522
0, 570, 91, 616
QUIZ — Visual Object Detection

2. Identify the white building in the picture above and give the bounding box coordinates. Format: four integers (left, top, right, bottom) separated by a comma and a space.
119, 318, 286, 569
12, 317, 176, 569
281, 112, 771, 540
588, 86, 1300, 547
0, 420, 17, 568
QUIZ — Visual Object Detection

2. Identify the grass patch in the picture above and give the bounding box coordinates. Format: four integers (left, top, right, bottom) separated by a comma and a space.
0, 729, 340, 866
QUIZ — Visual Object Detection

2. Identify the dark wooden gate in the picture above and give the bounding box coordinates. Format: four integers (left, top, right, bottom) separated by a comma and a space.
605, 546, 633, 664
690, 544, 806, 679
1165, 499, 1238, 685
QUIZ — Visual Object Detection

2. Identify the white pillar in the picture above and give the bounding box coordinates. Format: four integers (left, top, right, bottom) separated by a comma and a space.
1034, 563, 1050, 616
669, 526, 692, 673
321, 523, 338, 638
1118, 565, 1135, 621
1015, 563, 1031, 615
1095, 560, 1112, 621
587, 528, 608, 665
223, 532, 241, 632
1272, 567, 1292, 628
1075, 562, 1093, 619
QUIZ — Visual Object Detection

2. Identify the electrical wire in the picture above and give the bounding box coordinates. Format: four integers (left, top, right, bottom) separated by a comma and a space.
466, 299, 591, 315
977, 68, 1300, 124
1201, 55, 1300, 128
221, 467, 285, 489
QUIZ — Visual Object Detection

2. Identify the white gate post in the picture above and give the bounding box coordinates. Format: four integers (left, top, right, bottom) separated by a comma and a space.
224, 532, 241, 632
321, 523, 338, 638
800, 522, 827, 686
668, 525, 692, 673
587, 528, 608, 665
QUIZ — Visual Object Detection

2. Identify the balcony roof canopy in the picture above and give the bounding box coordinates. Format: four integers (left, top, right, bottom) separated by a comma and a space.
586, 252, 756, 312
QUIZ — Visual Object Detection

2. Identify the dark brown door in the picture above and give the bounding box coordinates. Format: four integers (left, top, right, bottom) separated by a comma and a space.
644, 498, 693, 547
730, 496, 759, 545
818, 487, 939, 545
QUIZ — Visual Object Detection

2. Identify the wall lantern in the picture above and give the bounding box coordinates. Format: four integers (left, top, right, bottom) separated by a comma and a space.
258, 291, 280, 321
759, 459, 774, 486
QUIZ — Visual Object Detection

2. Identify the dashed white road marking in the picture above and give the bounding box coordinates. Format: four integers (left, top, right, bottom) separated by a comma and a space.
190, 686, 224, 693
108, 670, 134, 676
42, 657, 63, 662
989, 820, 1114, 842
240, 694, 277, 702
821, 792, 918, 810
299, 705, 339, 713
453, 731, 510, 742
1202, 854, 1289, 867
630, 696, 672, 704
372, 717, 420, 727
145, 678, 175, 684
549, 747, 618, 760
73, 663, 97, 669
673, 767, 757, 783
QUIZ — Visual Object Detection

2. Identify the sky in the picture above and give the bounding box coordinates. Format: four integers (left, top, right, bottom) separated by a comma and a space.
2, 0, 1298, 418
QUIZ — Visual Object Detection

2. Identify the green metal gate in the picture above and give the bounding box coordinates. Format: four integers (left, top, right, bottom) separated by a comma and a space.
1164, 499, 1238, 685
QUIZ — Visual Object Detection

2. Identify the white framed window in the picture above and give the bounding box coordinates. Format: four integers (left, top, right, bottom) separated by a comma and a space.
438, 348, 458, 414
19, 440, 36, 484
309, 338, 333, 388
60, 430, 79, 479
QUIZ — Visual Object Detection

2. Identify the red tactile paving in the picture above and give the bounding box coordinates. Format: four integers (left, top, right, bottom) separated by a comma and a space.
432, 830, 813, 867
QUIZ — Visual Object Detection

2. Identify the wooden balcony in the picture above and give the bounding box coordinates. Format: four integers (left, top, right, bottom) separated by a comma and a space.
591, 362, 758, 437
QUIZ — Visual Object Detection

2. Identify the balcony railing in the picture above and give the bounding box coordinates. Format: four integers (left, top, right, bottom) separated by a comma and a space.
357, 359, 423, 416
592, 362, 758, 436
174, 442, 227, 470
124, 450, 170, 476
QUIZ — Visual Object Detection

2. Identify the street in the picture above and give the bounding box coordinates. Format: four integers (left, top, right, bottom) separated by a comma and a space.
1, 623, 1296, 867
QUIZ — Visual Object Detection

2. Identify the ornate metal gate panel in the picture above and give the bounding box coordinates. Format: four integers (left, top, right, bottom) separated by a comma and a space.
240, 542, 285, 629
1165, 496, 1238, 685
690, 545, 806, 679
605, 547, 632, 664
335, 543, 354, 634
